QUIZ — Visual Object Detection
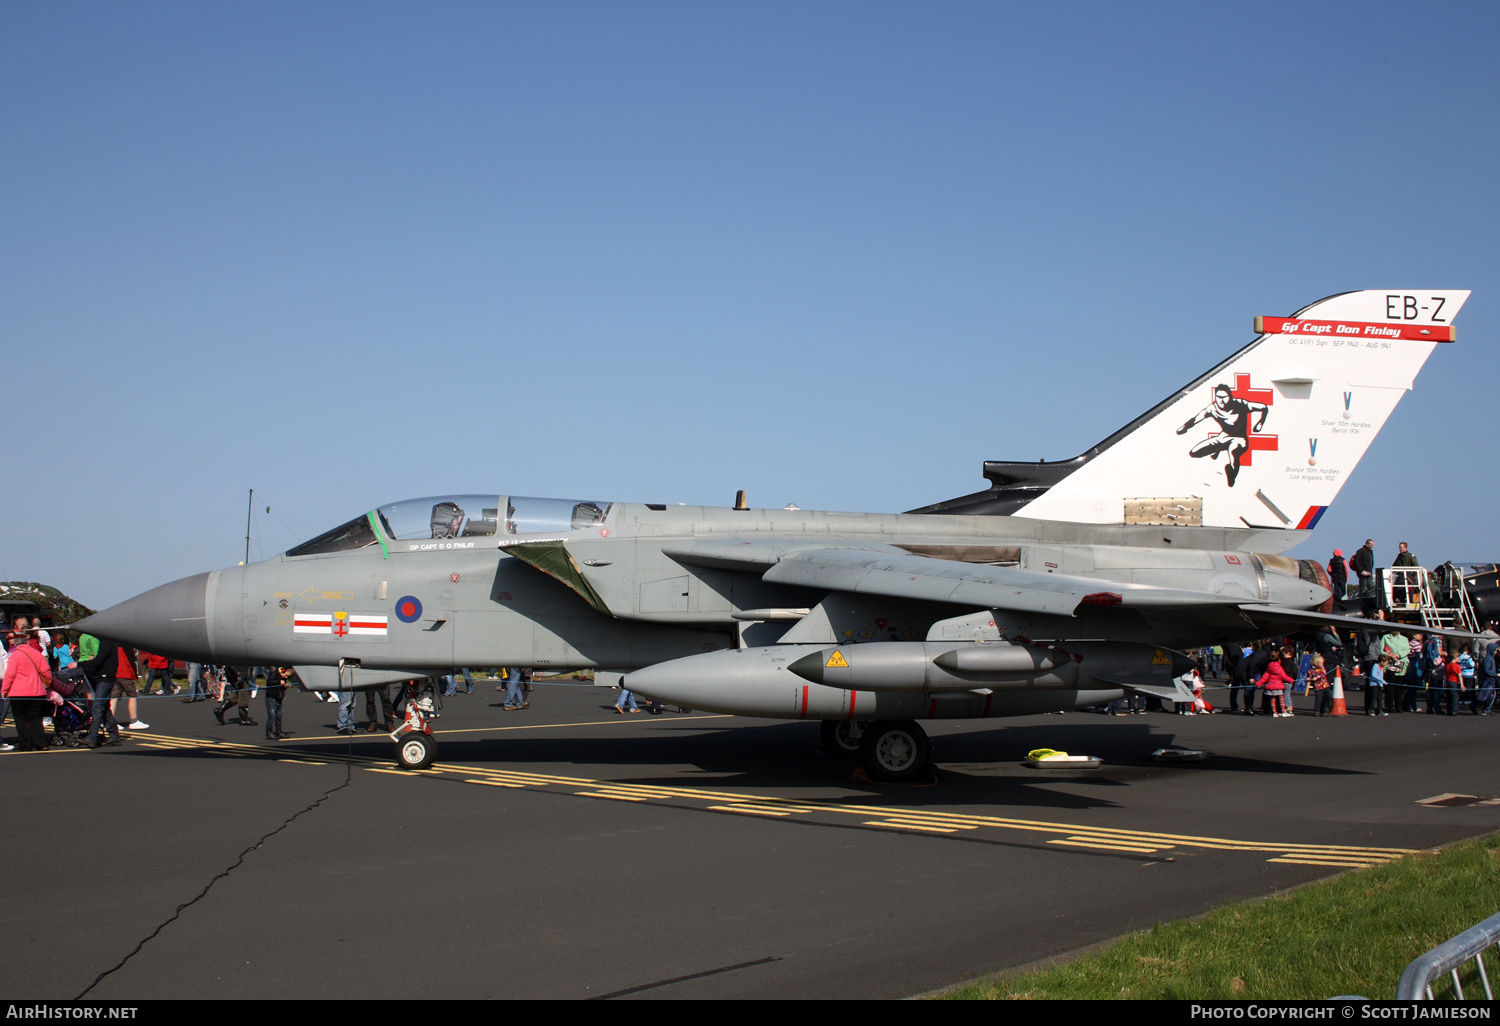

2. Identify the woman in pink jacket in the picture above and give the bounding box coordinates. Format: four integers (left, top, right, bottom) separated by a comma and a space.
3, 630, 53, 751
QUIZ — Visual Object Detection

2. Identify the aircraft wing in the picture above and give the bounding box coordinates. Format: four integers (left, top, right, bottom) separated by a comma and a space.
1238, 604, 1483, 641
661, 537, 903, 570
760, 547, 1249, 617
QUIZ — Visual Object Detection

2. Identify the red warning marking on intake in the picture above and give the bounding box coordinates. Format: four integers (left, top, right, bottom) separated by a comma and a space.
1256, 316, 1455, 342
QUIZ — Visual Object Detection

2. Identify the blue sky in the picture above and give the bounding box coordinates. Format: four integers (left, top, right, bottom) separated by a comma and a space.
3, 1, 1497, 608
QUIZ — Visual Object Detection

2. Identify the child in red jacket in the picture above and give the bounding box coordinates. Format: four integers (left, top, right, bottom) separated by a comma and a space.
1255, 650, 1296, 718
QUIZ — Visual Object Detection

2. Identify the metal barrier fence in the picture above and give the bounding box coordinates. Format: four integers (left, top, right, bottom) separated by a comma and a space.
1396, 909, 1500, 999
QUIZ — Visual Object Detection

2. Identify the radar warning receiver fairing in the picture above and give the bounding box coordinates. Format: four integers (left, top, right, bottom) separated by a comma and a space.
77, 290, 1475, 780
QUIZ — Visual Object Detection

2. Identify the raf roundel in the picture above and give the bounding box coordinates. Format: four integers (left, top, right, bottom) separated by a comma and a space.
395, 596, 423, 624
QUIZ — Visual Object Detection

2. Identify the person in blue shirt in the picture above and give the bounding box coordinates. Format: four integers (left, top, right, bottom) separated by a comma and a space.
1366, 656, 1389, 716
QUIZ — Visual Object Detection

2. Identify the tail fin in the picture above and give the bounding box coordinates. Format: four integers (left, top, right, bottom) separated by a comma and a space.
1003, 290, 1470, 530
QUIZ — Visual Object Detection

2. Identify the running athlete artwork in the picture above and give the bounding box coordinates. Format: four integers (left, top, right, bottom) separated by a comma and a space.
1175, 375, 1274, 488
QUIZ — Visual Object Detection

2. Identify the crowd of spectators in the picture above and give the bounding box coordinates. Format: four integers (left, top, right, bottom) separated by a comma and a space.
1174, 623, 1498, 719
0, 621, 539, 750
1162, 540, 1498, 719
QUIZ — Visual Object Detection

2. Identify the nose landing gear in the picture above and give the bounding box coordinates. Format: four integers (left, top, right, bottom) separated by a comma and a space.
396, 732, 435, 770
391, 680, 438, 770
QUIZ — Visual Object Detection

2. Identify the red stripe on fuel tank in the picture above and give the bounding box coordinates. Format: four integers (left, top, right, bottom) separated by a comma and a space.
929, 697, 938, 719
847, 690, 856, 720
800, 685, 808, 719
983, 693, 993, 717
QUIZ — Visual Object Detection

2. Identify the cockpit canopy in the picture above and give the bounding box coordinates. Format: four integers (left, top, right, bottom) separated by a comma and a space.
504, 496, 612, 535
377, 495, 501, 540
285, 494, 614, 557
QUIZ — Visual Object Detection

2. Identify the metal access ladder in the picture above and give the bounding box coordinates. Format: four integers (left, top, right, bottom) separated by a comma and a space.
1382, 565, 1479, 632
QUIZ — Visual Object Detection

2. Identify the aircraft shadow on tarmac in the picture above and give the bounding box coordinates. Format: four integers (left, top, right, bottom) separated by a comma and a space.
120, 715, 1366, 814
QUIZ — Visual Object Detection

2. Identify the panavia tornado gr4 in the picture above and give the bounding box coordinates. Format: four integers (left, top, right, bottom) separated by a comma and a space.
78, 289, 1472, 778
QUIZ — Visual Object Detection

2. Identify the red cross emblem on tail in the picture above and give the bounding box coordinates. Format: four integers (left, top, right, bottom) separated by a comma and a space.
1229, 373, 1278, 465
1177, 373, 1278, 486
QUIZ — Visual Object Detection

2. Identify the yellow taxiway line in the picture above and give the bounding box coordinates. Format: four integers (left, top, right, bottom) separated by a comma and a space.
127, 731, 1421, 866
244, 713, 734, 744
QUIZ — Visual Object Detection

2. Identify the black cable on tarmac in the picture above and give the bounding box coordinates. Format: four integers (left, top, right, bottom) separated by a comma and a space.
75, 735, 356, 999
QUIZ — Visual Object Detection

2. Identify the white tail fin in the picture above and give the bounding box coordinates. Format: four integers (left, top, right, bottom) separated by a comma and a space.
1012, 290, 1471, 530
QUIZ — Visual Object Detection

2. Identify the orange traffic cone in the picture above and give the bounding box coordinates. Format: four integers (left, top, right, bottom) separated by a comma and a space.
1329, 666, 1348, 716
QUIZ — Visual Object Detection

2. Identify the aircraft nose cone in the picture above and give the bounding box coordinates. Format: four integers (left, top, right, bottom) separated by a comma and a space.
74, 572, 212, 660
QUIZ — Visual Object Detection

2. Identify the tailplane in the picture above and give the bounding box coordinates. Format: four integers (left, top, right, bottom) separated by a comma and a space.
919, 290, 1470, 530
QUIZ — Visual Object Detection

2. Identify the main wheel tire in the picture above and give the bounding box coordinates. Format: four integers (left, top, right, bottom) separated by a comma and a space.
396, 733, 436, 770
858, 720, 931, 783
820, 719, 866, 759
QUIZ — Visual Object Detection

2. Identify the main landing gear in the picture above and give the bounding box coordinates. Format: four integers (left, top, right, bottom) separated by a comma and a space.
822, 719, 933, 784
820, 720, 865, 758
392, 680, 438, 770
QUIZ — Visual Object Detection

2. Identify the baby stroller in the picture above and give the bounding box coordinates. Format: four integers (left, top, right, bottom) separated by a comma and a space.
49, 698, 92, 747
48, 666, 94, 747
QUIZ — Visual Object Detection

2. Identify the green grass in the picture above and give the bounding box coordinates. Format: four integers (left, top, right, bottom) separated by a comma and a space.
941, 834, 1500, 1000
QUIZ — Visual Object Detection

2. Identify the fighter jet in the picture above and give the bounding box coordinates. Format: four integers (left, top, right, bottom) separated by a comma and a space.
77, 289, 1472, 779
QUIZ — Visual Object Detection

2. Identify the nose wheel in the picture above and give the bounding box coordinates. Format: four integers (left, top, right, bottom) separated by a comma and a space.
391, 679, 438, 770
396, 732, 435, 770
858, 720, 931, 783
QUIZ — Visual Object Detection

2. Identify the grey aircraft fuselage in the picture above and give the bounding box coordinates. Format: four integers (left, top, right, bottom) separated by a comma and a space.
82, 496, 1329, 722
